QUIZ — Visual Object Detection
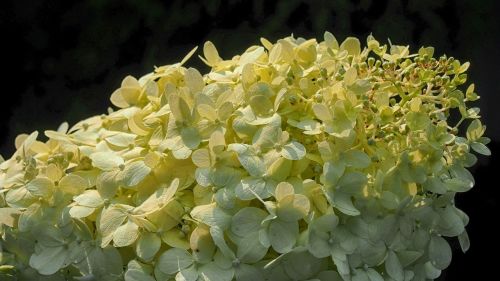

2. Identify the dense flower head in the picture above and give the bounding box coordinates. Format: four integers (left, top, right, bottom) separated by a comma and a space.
0, 32, 489, 281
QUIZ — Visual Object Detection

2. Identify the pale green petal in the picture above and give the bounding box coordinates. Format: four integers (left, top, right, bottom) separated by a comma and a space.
59, 174, 88, 195
281, 141, 306, 160
444, 178, 473, 192
192, 148, 212, 168
99, 206, 128, 245
169, 94, 192, 123
466, 119, 485, 141
190, 203, 231, 229
436, 206, 465, 236
324, 31, 339, 49
198, 104, 218, 121
210, 226, 236, 259
113, 219, 140, 247
203, 41, 222, 66
446, 165, 475, 192
277, 194, 310, 222
236, 232, 268, 263
17, 203, 42, 232
26, 177, 54, 198
249, 96, 272, 117
283, 250, 324, 280
267, 157, 292, 182
119, 161, 151, 187
423, 177, 447, 194
332, 191, 360, 216
157, 248, 193, 275
228, 144, 266, 177
36, 225, 65, 247
235, 264, 264, 281
218, 101, 234, 121
424, 261, 442, 279
215, 187, 237, 210
323, 161, 346, 186
83, 245, 124, 281
289, 119, 322, 135
269, 40, 294, 64
199, 262, 234, 281
343, 150, 371, 169
428, 235, 452, 270
0, 208, 21, 227
336, 172, 367, 195
136, 232, 161, 261
176, 265, 199, 281
313, 213, 339, 232
239, 46, 265, 65
317, 270, 343, 281
190, 225, 216, 263
366, 268, 384, 281
74, 190, 104, 208
274, 182, 293, 202
252, 125, 280, 150
29, 246, 69, 275
161, 229, 190, 250
307, 229, 330, 258
195, 168, 211, 187
211, 166, 241, 188
69, 205, 95, 218
406, 111, 430, 131
332, 251, 350, 277
379, 191, 400, 210
231, 207, 267, 237
458, 230, 470, 253
470, 142, 490, 155
385, 251, 404, 281
90, 151, 124, 171
96, 171, 120, 199
214, 250, 233, 270
21, 130, 39, 151
185, 67, 205, 94
340, 37, 361, 56
235, 177, 270, 200
397, 250, 422, 267
258, 228, 271, 248
133, 178, 178, 215
106, 132, 137, 147
181, 127, 201, 150
173, 144, 193, 160
125, 260, 156, 281
268, 219, 298, 253
312, 104, 332, 122
352, 270, 369, 281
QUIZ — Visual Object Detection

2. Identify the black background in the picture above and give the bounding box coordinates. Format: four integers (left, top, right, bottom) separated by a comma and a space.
1, 0, 499, 280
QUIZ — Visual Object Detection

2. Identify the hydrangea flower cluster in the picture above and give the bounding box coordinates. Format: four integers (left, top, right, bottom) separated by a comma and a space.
0, 32, 489, 281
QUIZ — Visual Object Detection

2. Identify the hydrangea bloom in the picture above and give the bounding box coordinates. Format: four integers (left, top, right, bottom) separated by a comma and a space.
0, 32, 490, 281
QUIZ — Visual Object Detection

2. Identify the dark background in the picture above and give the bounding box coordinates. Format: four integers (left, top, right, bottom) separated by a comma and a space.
1, 0, 498, 279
